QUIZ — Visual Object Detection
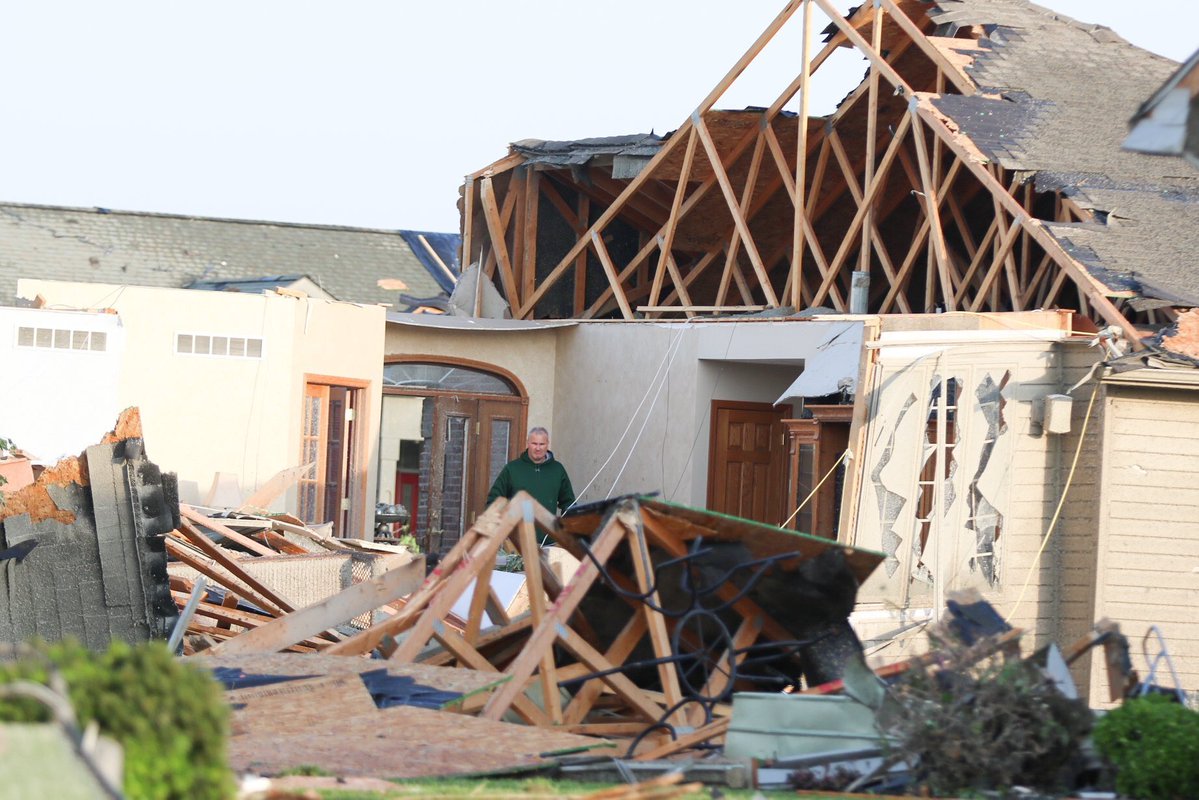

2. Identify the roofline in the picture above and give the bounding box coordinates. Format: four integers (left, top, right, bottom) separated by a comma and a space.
0, 200, 458, 239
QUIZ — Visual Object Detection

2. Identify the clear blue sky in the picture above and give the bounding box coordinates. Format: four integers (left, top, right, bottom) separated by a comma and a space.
0, 0, 1191, 233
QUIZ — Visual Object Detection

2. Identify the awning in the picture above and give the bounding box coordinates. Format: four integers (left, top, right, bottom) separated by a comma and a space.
775, 322, 865, 403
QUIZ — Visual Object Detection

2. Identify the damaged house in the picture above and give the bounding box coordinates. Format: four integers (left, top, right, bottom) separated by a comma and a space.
420, 0, 1199, 704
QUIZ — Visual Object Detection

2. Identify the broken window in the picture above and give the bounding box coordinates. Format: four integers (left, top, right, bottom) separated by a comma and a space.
965, 371, 1011, 587
911, 376, 962, 589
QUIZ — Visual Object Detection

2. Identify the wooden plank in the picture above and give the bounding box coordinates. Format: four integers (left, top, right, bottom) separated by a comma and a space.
791, 0, 814, 308
181, 505, 276, 557
388, 501, 521, 662
206, 557, 423, 656
968, 215, 1024, 311
626, 527, 685, 724
326, 498, 509, 656
910, 112, 955, 309
557, 624, 666, 723
480, 176, 521, 308
859, 1, 884, 282
651, 128, 699, 309
591, 231, 635, 320
562, 611, 649, 725
812, 112, 912, 306
716, 128, 767, 308
693, 112, 780, 307
516, 499, 563, 723
633, 717, 730, 761
171, 526, 293, 614
430, 623, 551, 726
481, 509, 631, 720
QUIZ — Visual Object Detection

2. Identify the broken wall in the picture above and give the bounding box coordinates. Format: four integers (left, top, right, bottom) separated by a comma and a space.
0, 416, 179, 647
850, 333, 1102, 683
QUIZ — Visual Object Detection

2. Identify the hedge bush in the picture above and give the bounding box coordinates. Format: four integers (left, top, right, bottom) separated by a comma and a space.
1093, 693, 1199, 800
0, 639, 234, 800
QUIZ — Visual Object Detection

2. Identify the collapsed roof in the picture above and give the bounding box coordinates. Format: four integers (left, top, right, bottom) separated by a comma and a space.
461, 0, 1198, 341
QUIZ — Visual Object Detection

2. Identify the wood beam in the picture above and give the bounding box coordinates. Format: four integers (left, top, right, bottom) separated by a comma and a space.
878, 0, 975, 95
693, 112, 780, 306
813, 112, 912, 306
592, 231, 635, 320
791, 0, 815, 308
910, 110, 955, 310
480, 176, 521, 307
913, 99, 1139, 340
652, 128, 699, 308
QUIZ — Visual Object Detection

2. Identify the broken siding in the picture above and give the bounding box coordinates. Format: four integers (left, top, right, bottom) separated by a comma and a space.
852, 339, 1103, 672
1092, 385, 1199, 704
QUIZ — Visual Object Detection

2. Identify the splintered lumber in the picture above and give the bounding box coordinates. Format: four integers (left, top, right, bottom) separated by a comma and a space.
180, 504, 276, 557
326, 495, 528, 657
633, 718, 731, 761
173, 520, 296, 613
225, 692, 614, 779
165, 537, 289, 618
204, 555, 424, 656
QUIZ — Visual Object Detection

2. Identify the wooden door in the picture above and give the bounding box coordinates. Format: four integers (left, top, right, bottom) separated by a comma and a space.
299, 381, 358, 537
708, 401, 788, 525
426, 396, 523, 548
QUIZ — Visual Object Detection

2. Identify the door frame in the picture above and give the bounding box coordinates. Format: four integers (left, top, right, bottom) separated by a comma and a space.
300, 373, 371, 538
381, 355, 529, 548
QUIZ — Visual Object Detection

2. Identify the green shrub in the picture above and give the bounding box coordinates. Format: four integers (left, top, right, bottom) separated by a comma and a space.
0, 639, 234, 800
1093, 694, 1199, 800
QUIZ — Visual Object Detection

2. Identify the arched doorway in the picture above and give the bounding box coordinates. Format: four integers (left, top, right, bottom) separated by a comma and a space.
380, 357, 527, 553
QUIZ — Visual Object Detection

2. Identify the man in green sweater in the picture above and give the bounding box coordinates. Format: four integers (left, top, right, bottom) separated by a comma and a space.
486, 426, 576, 514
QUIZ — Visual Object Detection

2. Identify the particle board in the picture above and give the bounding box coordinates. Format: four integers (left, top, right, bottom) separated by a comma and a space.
226, 702, 614, 779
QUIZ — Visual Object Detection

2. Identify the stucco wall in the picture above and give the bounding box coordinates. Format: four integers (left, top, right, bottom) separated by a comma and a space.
382, 322, 559, 432
551, 321, 853, 507
0, 307, 124, 461
19, 280, 385, 537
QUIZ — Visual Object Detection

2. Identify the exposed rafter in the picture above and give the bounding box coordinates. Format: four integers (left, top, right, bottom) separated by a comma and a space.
460, 0, 1170, 342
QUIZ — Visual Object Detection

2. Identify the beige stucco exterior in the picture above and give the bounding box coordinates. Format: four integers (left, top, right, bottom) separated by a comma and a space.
18, 279, 385, 537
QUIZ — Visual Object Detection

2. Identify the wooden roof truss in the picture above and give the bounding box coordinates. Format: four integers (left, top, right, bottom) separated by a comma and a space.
462, 0, 1143, 339
324, 491, 882, 755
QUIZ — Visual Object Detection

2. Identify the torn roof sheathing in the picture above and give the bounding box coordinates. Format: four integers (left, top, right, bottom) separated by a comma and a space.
922, 0, 1199, 308
461, 0, 1199, 342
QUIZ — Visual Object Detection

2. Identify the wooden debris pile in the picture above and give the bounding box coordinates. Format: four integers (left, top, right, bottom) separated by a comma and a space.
190, 489, 885, 778
166, 504, 424, 655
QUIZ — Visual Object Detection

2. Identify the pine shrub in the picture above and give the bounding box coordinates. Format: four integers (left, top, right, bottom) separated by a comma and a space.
0, 639, 234, 800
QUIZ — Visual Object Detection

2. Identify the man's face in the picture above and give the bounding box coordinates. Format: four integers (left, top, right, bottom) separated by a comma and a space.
527, 432, 549, 463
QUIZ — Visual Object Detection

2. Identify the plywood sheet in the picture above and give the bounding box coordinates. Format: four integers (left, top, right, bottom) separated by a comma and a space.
226, 702, 615, 779
189, 652, 507, 701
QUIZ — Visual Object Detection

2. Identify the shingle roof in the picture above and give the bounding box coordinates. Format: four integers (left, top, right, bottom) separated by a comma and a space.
926, 0, 1199, 306
0, 203, 454, 306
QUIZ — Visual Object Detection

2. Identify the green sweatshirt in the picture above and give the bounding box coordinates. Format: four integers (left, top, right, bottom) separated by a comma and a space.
486, 450, 576, 513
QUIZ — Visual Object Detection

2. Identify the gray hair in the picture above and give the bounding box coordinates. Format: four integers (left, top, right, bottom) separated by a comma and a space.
528, 426, 549, 438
